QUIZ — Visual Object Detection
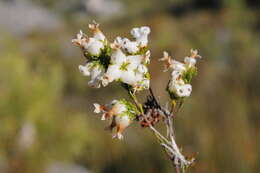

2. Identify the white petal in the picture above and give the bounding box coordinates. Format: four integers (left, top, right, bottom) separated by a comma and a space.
78, 65, 90, 76
93, 103, 101, 113
105, 64, 122, 82
168, 80, 192, 98
130, 28, 141, 38
115, 115, 131, 127
176, 84, 192, 97
140, 26, 151, 35
131, 26, 150, 47
171, 71, 181, 80
111, 100, 118, 105
112, 133, 124, 140
86, 39, 104, 56
115, 36, 123, 45
88, 22, 106, 41
184, 57, 196, 67
127, 55, 142, 66
171, 60, 186, 72
88, 66, 105, 88
120, 70, 137, 85
101, 113, 106, 120
137, 64, 148, 73
122, 38, 139, 54
94, 31, 106, 41
111, 48, 127, 65
113, 102, 127, 115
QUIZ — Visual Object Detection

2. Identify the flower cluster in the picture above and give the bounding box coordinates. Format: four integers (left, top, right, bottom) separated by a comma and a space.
160, 49, 201, 99
72, 22, 151, 91
93, 99, 139, 139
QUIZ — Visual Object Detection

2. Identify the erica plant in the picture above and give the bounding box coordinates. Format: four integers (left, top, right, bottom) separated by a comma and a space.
72, 21, 202, 172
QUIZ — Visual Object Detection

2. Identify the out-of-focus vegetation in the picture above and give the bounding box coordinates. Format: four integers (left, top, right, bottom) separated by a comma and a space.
1, 0, 260, 172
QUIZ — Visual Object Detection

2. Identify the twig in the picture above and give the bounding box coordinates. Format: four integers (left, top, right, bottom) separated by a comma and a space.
128, 88, 193, 172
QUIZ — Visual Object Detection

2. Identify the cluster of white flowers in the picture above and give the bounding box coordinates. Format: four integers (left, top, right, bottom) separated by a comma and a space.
160, 49, 201, 99
93, 99, 138, 139
72, 22, 151, 91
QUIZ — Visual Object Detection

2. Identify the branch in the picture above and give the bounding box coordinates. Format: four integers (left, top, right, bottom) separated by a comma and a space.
128, 89, 193, 172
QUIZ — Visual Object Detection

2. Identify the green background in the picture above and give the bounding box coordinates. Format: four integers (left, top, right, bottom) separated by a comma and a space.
1, 0, 260, 172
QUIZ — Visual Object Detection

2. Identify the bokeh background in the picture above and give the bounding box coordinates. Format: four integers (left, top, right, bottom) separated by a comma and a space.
1, 0, 260, 172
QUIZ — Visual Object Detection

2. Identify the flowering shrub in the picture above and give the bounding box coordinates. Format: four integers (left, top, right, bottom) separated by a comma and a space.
72, 21, 201, 172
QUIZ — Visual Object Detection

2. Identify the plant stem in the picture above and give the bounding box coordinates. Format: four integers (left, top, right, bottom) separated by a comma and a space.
128, 88, 193, 172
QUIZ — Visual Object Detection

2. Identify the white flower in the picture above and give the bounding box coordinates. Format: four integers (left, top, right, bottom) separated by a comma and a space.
184, 57, 197, 67
113, 115, 131, 140
88, 65, 105, 88
137, 64, 148, 73
120, 70, 138, 85
72, 30, 87, 47
130, 26, 150, 47
88, 22, 106, 41
131, 28, 141, 38
159, 51, 174, 71
168, 80, 192, 98
190, 49, 201, 59
93, 99, 137, 140
104, 41, 150, 88
93, 103, 102, 113
171, 70, 182, 80
72, 22, 107, 57
127, 55, 143, 66
85, 38, 104, 56
112, 101, 127, 115
176, 84, 192, 97
171, 60, 186, 73
183, 49, 201, 67
121, 38, 139, 54
79, 64, 91, 76
110, 44, 127, 64
93, 100, 128, 121
103, 64, 122, 84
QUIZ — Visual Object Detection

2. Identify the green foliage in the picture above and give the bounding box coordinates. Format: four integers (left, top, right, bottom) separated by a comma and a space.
182, 66, 197, 84
118, 99, 139, 119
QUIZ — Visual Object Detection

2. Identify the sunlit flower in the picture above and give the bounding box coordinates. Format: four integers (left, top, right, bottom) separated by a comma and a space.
168, 80, 192, 98
112, 115, 132, 140
162, 49, 201, 99
73, 23, 151, 91
85, 38, 104, 56
88, 22, 106, 42
131, 26, 151, 47
79, 62, 105, 88
120, 38, 139, 54
79, 64, 91, 76
93, 99, 138, 139
102, 39, 150, 89
159, 51, 174, 71
72, 30, 88, 48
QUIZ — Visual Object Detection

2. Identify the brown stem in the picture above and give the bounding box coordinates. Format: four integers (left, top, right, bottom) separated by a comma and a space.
175, 166, 180, 173
128, 88, 193, 172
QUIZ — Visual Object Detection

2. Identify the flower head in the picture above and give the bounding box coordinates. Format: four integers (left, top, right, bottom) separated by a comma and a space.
73, 23, 151, 91
88, 21, 106, 42
131, 26, 151, 47
162, 49, 201, 99
93, 99, 139, 139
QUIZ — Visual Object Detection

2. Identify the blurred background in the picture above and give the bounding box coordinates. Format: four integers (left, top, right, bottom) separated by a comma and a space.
1, 0, 260, 172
